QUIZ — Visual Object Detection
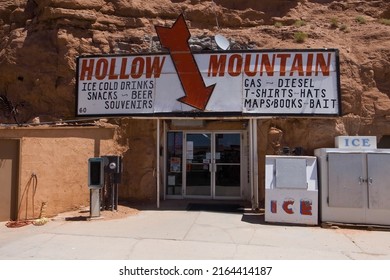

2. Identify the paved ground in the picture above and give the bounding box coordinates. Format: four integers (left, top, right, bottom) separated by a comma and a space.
1, 201, 390, 260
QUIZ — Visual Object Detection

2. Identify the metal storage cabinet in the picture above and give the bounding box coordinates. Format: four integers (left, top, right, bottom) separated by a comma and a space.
265, 155, 318, 225
315, 149, 390, 226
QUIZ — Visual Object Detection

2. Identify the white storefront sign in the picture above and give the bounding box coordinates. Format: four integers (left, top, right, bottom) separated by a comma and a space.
76, 50, 340, 117
335, 136, 377, 149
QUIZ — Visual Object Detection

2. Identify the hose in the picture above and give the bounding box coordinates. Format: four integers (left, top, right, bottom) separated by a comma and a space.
5, 173, 38, 228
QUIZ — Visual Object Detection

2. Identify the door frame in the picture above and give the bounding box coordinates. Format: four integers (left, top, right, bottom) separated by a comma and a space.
183, 132, 212, 199
212, 132, 243, 200
164, 129, 246, 200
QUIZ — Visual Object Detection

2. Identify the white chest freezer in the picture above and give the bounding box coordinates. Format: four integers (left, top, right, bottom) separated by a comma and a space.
315, 148, 390, 226
265, 155, 318, 225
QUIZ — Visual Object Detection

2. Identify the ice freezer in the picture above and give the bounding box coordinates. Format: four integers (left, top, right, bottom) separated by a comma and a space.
265, 155, 318, 225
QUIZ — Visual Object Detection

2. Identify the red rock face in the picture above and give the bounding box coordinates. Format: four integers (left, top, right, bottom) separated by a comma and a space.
1, 0, 389, 210
0, 0, 389, 136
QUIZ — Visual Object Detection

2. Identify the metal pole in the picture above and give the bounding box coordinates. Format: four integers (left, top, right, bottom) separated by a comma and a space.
249, 119, 254, 209
156, 119, 160, 208
115, 182, 118, 211
90, 189, 100, 217
163, 120, 167, 201
252, 118, 259, 210
111, 173, 115, 211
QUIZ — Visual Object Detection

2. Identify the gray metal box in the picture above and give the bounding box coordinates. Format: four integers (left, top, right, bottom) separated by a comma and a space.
315, 148, 390, 226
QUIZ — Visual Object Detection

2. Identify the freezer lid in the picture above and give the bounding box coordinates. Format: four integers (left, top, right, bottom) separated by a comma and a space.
275, 158, 307, 189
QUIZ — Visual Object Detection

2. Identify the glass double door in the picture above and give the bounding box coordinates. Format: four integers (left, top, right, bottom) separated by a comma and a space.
166, 132, 241, 199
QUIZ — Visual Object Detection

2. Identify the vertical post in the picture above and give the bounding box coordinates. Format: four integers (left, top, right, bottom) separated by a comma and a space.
163, 120, 167, 201
252, 119, 259, 210
249, 119, 254, 209
115, 181, 119, 211
90, 189, 100, 217
156, 119, 160, 209
111, 173, 115, 211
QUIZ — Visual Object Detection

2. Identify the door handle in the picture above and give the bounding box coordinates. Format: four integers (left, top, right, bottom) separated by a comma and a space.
358, 177, 372, 185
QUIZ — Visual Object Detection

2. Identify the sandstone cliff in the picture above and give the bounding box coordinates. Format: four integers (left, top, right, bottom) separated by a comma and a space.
1, 0, 390, 136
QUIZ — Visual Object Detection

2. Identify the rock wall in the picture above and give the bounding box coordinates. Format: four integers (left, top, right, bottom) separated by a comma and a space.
1, 0, 390, 206
115, 118, 157, 201
1, 0, 389, 133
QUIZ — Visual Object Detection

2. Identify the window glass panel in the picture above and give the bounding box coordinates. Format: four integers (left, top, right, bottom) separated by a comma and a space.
216, 134, 240, 163
166, 132, 182, 195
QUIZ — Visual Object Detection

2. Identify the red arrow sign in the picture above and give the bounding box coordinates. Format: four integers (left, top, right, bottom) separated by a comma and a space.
155, 14, 215, 111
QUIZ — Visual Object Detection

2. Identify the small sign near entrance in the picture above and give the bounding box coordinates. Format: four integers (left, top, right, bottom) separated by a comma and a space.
335, 136, 377, 149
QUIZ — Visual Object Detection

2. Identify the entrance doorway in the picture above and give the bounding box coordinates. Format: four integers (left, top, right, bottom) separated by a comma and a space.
0, 139, 20, 221
166, 131, 243, 199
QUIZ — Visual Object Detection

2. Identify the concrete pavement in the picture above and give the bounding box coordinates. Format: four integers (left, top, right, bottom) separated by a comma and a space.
1, 202, 390, 260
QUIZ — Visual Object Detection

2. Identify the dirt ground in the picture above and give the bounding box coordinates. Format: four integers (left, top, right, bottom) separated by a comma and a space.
53, 205, 140, 222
